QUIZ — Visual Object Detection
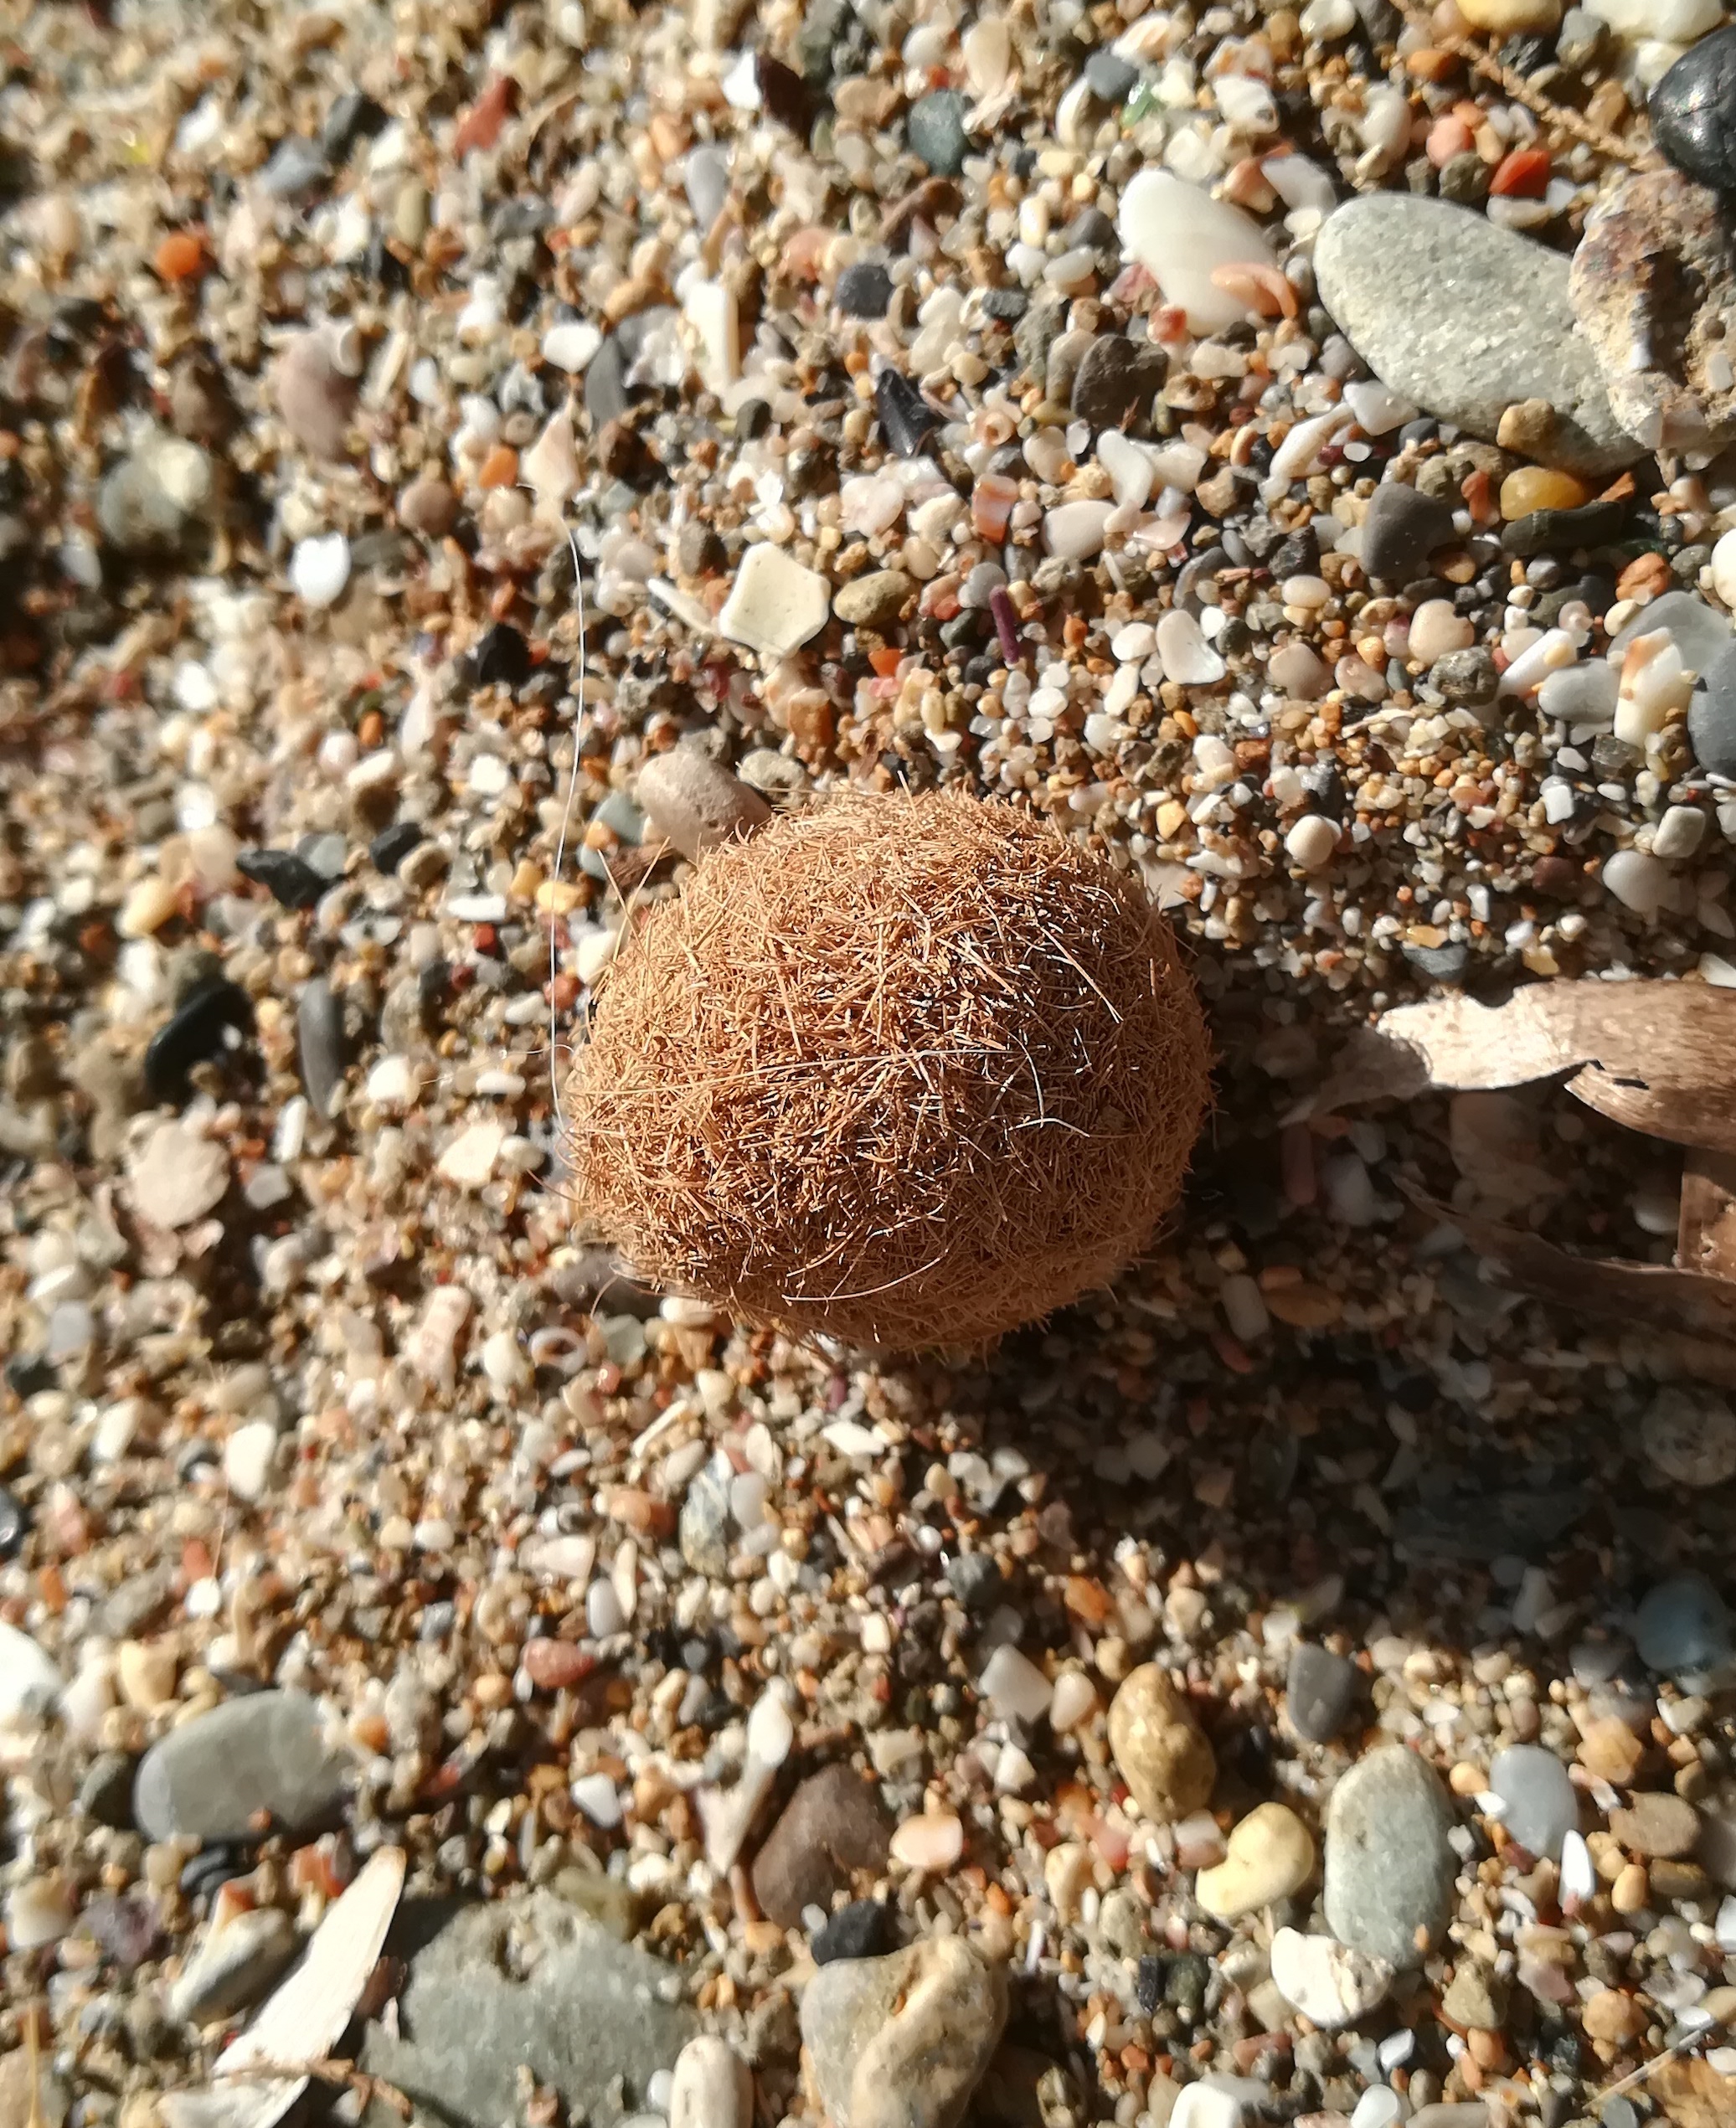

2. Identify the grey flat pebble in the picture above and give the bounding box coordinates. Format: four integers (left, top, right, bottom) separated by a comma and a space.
1322, 1744, 1457, 1971
1360, 482, 1455, 584
1285, 1644, 1359, 1744
1690, 641, 1736, 774
133, 1689, 350, 1842
297, 976, 347, 1118
1084, 50, 1138, 104
836, 260, 894, 319
1314, 196, 1641, 478
1490, 1744, 1577, 1860
907, 90, 970, 177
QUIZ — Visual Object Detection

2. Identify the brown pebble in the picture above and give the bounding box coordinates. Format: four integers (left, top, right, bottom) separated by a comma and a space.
1610, 1791, 1699, 1858
399, 475, 459, 538
1107, 1663, 1216, 1821
750, 1763, 891, 1926
275, 332, 356, 461
1610, 1859, 1648, 1913
1581, 1986, 1646, 2045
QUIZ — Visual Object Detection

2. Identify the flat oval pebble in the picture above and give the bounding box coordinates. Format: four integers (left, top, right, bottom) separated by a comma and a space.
1322, 1745, 1457, 1971
1195, 1801, 1316, 1919
1313, 196, 1641, 477
132, 1689, 350, 1842
1117, 171, 1275, 335
1490, 1744, 1578, 1859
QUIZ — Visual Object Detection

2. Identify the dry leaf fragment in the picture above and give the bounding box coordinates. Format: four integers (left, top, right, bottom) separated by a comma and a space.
1373, 983, 1736, 1152
1646, 2054, 1736, 2128
161, 1847, 406, 2128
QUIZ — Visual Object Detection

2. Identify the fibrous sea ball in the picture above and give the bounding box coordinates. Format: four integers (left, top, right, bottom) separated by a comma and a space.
565, 791, 1210, 1348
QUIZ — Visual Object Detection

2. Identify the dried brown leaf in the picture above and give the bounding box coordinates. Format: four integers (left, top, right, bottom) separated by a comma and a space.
1650, 2055, 1736, 2128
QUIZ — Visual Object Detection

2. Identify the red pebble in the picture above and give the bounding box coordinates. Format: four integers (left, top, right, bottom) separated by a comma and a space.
1491, 147, 1550, 198
455, 76, 517, 157
523, 1640, 594, 1692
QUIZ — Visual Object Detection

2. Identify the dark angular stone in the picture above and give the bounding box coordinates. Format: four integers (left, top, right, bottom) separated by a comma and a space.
79, 1752, 137, 1829
1135, 1954, 1165, 2013
835, 261, 894, 319
875, 368, 937, 457
1402, 938, 1470, 984
811, 1898, 892, 1965
143, 979, 255, 1105
1361, 481, 1455, 583
945, 1552, 1002, 1613
368, 821, 425, 873
474, 621, 531, 691
237, 847, 327, 909
1070, 335, 1154, 430
1285, 1643, 1361, 1744
755, 54, 811, 132
1431, 647, 1499, 704
980, 287, 1028, 322
1652, 25, 1736, 195
1084, 50, 1138, 105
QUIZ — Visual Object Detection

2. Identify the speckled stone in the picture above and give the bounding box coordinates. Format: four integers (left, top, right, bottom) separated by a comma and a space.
1322, 1745, 1457, 1971
1314, 195, 1641, 477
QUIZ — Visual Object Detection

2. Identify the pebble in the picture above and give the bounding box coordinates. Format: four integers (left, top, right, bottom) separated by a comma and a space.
980, 1644, 1053, 1724
297, 975, 348, 1117
1610, 1791, 1700, 1859
1643, 1386, 1736, 1484
1634, 1572, 1733, 1676
275, 330, 356, 460
0, 1621, 61, 1726
812, 1899, 893, 1965
891, 1811, 965, 1872
399, 473, 460, 538
637, 745, 771, 859
1689, 642, 1736, 773
132, 1689, 350, 1841
719, 543, 832, 657
7, 1875, 76, 1949
1610, 590, 1731, 676
1285, 1644, 1359, 1743
1071, 336, 1154, 430
876, 369, 937, 457
1601, 849, 1668, 917
98, 434, 214, 553
1107, 1664, 1216, 1823
1652, 25, 1736, 195
1490, 1745, 1578, 1860
291, 532, 352, 608
1085, 50, 1138, 103
834, 569, 914, 628
836, 262, 894, 319
1043, 500, 1114, 562
1117, 171, 1275, 335
1459, 0, 1559, 25
1269, 1928, 1393, 2029
1322, 1746, 1457, 1971
1195, 1802, 1316, 1919
0, 1488, 23, 1562
1360, 482, 1455, 584
143, 976, 255, 1104
907, 91, 970, 178
749, 1763, 891, 1926
799, 1937, 1007, 2128
1157, 609, 1226, 686
670, 2036, 753, 2128
1313, 196, 1639, 477
1409, 601, 1474, 665
224, 1419, 279, 1503
168, 1905, 298, 2024
238, 847, 327, 909
127, 1120, 229, 1229
1285, 816, 1339, 873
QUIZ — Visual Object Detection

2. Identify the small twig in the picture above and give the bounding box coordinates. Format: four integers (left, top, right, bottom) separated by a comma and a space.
1399, 7, 1658, 171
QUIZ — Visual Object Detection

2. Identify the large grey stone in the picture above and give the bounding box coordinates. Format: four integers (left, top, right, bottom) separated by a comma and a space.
1322, 1745, 1458, 1971
1314, 195, 1641, 478
360, 1891, 696, 2128
133, 1691, 350, 1843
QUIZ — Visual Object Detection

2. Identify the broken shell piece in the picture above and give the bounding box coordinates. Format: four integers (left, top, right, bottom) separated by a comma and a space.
1614, 627, 1693, 748
1569, 169, 1736, 457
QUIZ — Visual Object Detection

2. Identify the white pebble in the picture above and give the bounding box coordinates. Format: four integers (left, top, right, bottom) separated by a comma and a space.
223, 1419, 278, 1502
670, 2037, 753, 2128
571, 1771, 624, 1827
1043, 499, 1115, 561
1220, 1273, 1270, 1342
1654, 805, 1707, 860
1156, 608, 1226, 685
1285, 815, 1338, 871
1603, 848, 1668, 915
1116, 170, 1275, 333
981, 1643, 1052, 1723
1049, 1670, 1098, 1732
746, 1683, 794, 1768
290, 531, 352, 608
542, 320, 602, 373
719, 543, 831, 658
0, 1622, 62, 1726
1097, 430, 1154, 511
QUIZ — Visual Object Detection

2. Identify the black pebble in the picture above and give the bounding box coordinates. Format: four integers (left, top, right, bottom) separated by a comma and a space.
79, 1751, 136, 1829
876, 368, 936, 457
0, 1484, 24, 1559
1070, 335, 1151, 430
1285, 1642, 1360, 1744
1402, 938, 1470, 985
755, 54, 811, 133
143, 978, 255, 1105
237, 848, 327, 909
179, 1842, 255, 1903
321, 89, 387, 162
835, 261, 894, 320
6, 1354, 56, 1398
474, 621, 531, 691
980, 287, 1027, 322
1084, 50, 1138, 105
369, 820, 425, 873
1266, 526, 1319, 580
945, 1552, 1002, 1613
1136, 1954, 1166, 2013
735, 397, 773, 440
1360, 481, 1454, 583
811, 1899, 892, 1965
1652, 26, 1736, 194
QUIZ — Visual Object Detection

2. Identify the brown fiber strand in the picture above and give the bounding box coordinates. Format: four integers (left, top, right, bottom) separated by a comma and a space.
563, 791, 1212, 1350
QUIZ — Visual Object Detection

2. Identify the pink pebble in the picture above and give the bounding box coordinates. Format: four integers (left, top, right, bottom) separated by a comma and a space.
1426, 116, 1473, 169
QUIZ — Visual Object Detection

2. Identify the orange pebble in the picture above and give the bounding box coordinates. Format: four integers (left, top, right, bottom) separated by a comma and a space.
1491, 147, 1551, 198
154, 229, 207, 282
478, 444, 519, 489
455, 75, 517, 157
1427, 116, 1474, 167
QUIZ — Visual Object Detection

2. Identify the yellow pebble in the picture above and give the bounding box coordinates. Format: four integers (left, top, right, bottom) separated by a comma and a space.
1499, 467, 1589, 521
1610, 1860, 1649, 1914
